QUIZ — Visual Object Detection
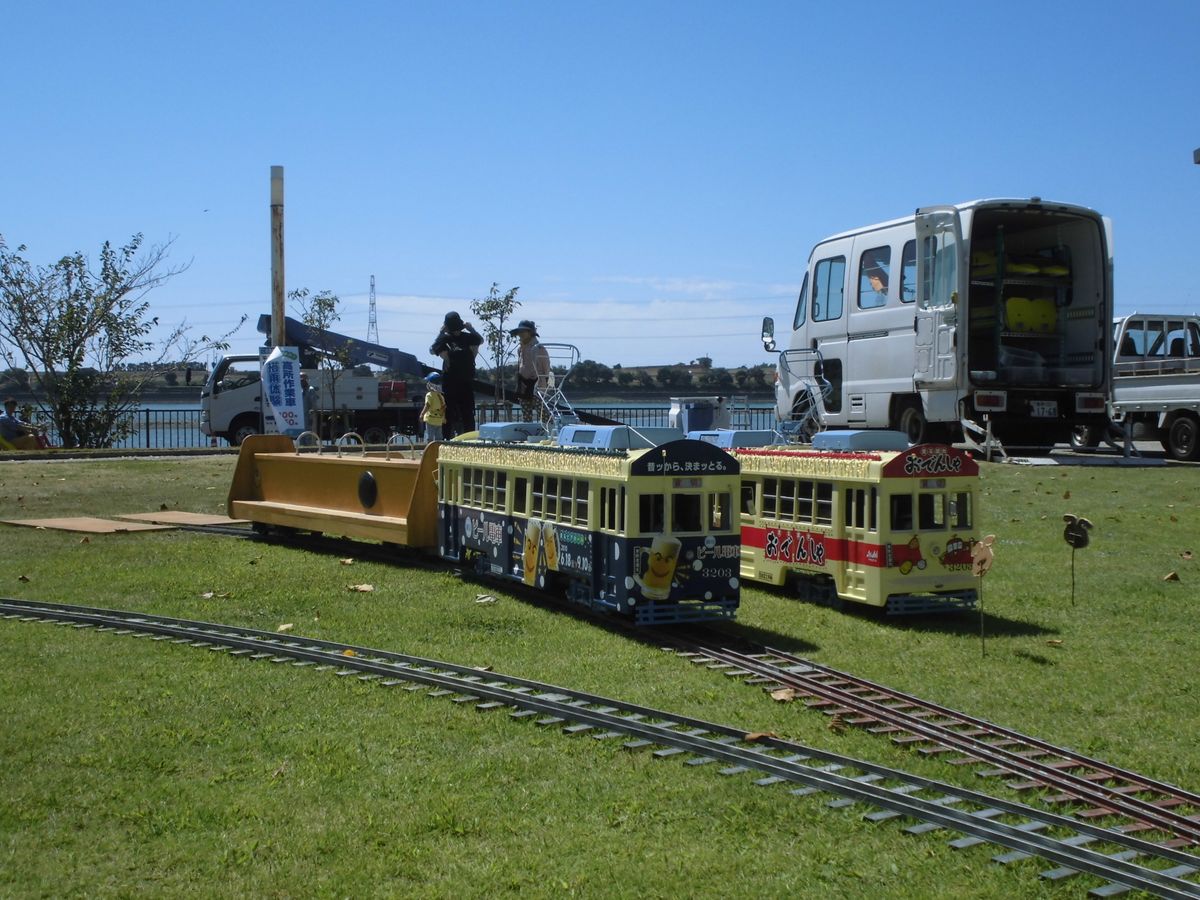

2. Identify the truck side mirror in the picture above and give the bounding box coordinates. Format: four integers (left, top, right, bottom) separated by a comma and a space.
761, 316, 776, 352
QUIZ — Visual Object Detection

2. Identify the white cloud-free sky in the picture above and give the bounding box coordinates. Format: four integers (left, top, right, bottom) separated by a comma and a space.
4, 1, 1199, 373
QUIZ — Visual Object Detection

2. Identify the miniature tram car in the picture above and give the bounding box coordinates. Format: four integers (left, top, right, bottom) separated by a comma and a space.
227, 428, 742, 625
708, 430, 981, 614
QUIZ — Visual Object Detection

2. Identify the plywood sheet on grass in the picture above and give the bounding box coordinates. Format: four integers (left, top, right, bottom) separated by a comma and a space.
1, 516, 174, 533
117, 511, 246, 526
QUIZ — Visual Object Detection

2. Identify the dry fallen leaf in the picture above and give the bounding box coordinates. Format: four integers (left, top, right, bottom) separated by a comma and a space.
473, 664, 493, 672
769, 688, 797, 703
277, 623, 295, 633
342, 649, 357, 657
1182, 551, 1194, 561
348, 584, 375, 593
78, 536, 90, 544
17, 575, 30, 583
828, 712, 848, 734
744, 731, 779, 742
1046, 639, 1064, 647
475, 594, 497, 604
339, 558, 355, 566
1163, 571, 1181, 582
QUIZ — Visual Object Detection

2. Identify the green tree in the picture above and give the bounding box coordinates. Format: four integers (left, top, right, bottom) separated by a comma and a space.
656, 366, 693, 389
0, 233, 238, 448
469, 282, 520, 401
289, 287, 350, 437
572, 359, 613, 389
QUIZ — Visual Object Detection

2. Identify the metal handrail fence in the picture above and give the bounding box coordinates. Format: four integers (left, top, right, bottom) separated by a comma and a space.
28, 403, 777, 450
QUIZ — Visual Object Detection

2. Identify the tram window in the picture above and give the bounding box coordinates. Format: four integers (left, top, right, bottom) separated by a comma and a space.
740, 480, 757, 515
483, 469, 495, 509
513, 476, 527, 515
950, 492, 971, 529
496, 471, 507, 510
778, 478, 796, 521
796, 480, 814, 523
545, 477, 559, 519
617, 486, 626, 532
846, 488, 865, 529
557, 477, 572, 522
918, 493, 946, 530
891, 494, 914, 531
709, 492, 730, 531
531, 475, 545, 516
672, 494, 702, 532
640, 493, 665, 533
575, 480, 589, 525
815, 482, 833, 525
762, 478, 778, 517
869, 487, 878, 530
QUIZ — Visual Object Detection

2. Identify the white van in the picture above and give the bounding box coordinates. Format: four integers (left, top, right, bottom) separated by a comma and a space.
762, 198, 1112, 447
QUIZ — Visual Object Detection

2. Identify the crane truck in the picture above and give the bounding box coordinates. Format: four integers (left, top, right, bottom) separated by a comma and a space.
200, 315, 430, 445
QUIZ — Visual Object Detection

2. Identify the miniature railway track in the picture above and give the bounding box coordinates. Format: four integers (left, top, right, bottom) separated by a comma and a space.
674, 640, 1200, 851
4, 598, 1200, 898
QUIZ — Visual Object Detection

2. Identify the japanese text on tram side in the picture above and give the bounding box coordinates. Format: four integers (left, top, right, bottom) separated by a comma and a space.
902, 449, 962, 476
643, 460, 732, 474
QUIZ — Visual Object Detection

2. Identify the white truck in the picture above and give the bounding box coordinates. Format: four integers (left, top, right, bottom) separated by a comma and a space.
762, 198, 1113, 450
200, 315, 427, 445
1070, 313, 1200, 460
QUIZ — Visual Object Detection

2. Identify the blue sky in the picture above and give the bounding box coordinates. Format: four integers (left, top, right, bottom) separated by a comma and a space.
4, 1, 1199, 373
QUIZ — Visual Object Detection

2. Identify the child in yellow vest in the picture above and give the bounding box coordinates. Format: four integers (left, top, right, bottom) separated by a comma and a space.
421, 372, 446, 442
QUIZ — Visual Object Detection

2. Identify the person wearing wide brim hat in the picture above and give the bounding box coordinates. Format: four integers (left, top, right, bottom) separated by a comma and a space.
510, 320, 550, 422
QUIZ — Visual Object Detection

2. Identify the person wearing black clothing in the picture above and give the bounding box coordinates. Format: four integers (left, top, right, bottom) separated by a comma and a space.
430, 311, 484, 438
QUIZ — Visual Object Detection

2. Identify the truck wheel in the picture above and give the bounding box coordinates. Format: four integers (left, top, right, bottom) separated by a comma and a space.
229, 415, 260, 447
1068, 424, 1097, 451
896, 402, 928, 444
1164, 414, 1200, 461
362, 426, 389, 445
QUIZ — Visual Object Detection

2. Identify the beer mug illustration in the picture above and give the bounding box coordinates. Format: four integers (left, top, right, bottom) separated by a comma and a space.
543, 523, 559, 571
522, 519, 541, 585
636, 535, 682, 600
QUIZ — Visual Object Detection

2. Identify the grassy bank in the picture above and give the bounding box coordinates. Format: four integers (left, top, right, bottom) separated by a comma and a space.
1, 455, 1197, 897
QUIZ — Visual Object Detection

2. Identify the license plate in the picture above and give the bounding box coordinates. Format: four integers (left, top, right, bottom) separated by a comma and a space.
1030, 400, 1057, 418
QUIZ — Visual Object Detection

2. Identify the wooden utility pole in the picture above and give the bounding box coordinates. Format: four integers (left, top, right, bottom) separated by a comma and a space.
270, 165, 286, 347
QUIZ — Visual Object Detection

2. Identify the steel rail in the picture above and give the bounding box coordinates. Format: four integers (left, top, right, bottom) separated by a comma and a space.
3, 598, 1200, 897
684, 642, 1200, 846
758, 643, 1200, 808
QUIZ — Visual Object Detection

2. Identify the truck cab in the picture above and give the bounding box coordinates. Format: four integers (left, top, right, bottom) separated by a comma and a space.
764, 199, 1113, 451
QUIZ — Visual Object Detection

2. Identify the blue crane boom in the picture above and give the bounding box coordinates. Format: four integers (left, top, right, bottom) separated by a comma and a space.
256, 314, 429, 376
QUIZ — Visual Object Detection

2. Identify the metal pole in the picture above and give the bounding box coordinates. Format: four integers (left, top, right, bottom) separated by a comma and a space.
270, 166, 285, 348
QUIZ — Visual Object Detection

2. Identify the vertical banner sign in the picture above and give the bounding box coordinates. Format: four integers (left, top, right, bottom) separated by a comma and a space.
262, 346, 304, 436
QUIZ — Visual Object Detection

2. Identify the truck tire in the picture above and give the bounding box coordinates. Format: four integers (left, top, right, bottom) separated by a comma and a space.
896, 402, 928, 444
1164, 414, 1200, 461
362, 426, 389, 445
1068, 424, 1098, 451
228, 415, 260, 447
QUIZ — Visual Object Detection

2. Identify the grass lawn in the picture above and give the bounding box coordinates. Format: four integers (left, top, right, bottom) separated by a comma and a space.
1, 454, 1197, 898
